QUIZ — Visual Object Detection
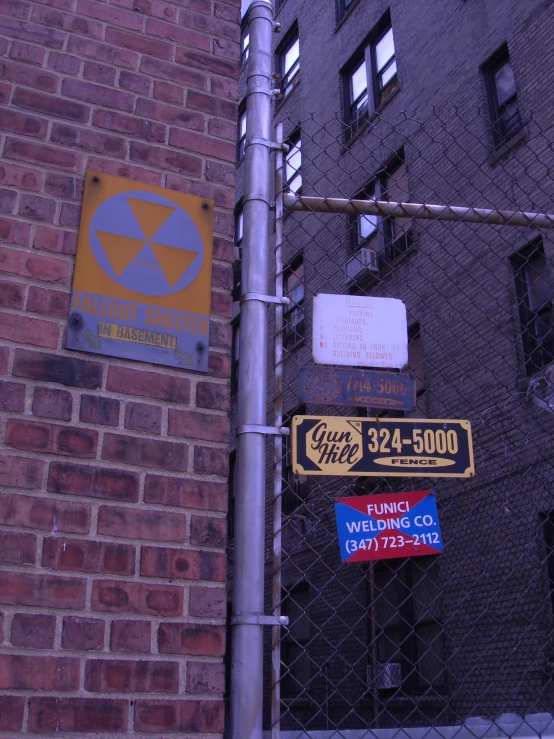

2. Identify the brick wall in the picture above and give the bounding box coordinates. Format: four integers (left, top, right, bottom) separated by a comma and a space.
0, 0, 238, 733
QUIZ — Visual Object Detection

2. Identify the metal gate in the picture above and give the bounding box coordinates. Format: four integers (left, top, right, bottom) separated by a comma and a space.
266, 105, 554, 738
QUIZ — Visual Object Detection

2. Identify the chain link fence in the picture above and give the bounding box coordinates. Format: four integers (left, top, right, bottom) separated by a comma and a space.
264, 102, 554, 738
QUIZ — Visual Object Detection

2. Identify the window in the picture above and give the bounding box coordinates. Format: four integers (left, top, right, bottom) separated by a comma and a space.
373, 558, 444, 693
284, 131, 302, 194
227, 450, 237, 542
278, 27, 300, 98
282, 405, 308, 514
281, 583, 311, 698
240, 25, 249, 66
343, 15, 398, 137
483, 46, 521, 147
237, 104, 246, 161
338, 0, 355, 20
283, 257, 304, 349
231, 321, 240, 394
511, 239, 553, 376
350, 152, 412, 272
232, 206, 243, 310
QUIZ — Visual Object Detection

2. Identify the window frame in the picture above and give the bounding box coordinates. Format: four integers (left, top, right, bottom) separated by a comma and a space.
511, 238, 553, 376
283, 255, 305, 351
240, 23, 249, 66
237, 102, 247, 161
278, 25, 300, 98
483, 45, 522, 148
231, 318, 240, 395
284, 129, 302, 194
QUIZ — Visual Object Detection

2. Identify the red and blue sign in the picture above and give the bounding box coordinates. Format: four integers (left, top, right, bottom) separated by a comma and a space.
334, 490, 443, 563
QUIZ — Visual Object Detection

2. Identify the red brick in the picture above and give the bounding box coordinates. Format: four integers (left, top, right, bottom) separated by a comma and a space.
141, 546, 225, 581
0, 188, 16, 214
85, 659, 179, 693
106, 365, 190, 402
0, 107, 47, 138
29, 697, 128, 733
177, 0, 211, 12
48, 50, 81, 74
134, 699, 223, 733
0, 454, 43, 489
214, 209, 233, 237
206, 159, 235, 187
196, 380, 230, 410
0, 161, 44, 190
208, 350, 231, 378
44, 172, 83, 200
62, 616, 104, 651
0, 81, 11, 106
0, 16, 66, 49
169, 127, 235, 161
33, 386, 71, 420
19, 193, 56, 222
98, 505, 187, 543
144, 474, 227, 512
12, 87, 89, 122
67, 35, 139, 69
102, 433, 187, 472
11, 613, 56, 648
78, 0, 144, 30
210, 319, 232, 348
187, 89, 236, 120
80, 394, 120, 426
92, 109, 165, 143
179, 7, 238, 41
119, 70, 152, 94
31, 4, 103, 35
159, 623, 225, 656
51, 122, 126, 157
0, 654, 79, 690
86, 156, 163, 186
105, 26, 172, 60
211, 74, 239, 99
189, 585, 226, 618
187, 661, 225, 694
62, 78, 134, 113
92, 580, 183, 616
27, 286, 71, 317
145, 17, 210, 50
214, 1, 240, 22
43, 537, 135, 575
0, 0, 30, 19
175, 47, 238, 78
130, 141, 203, 177
212, 260, 233, 288
165, 173, 234, 209
194, 445, 228, 476
0, 493, 90, 533
61, 201, 85, 226
4, 137, 81, 172
136, 97, 205, 131
0, 311, 58, 348
0, 695, 24, 731
48, 461, 139, 502
6, 418, 98, 458
13, 348, 102, 387
0, 57, 58, 91
0, 571, 86, 609
0, 380, 26, 411
213, 36, 240, 61
168, 409, 229, 443
140, 55, 207, 90
0, 531, 36, 564
154, 80, 183, 104
210, 289, 232, 317
213, 236, 234, 263
208, 115, 238, 141
190, 515, 226, 548
110, 619, 151, 653
0, 281, 24, 310
124, 401, 162, 434
0, 346, 8, 374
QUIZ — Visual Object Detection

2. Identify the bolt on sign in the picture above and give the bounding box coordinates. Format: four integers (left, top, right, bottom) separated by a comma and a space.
334, 491, 443, 562
300, 367, 416, 411
292, 416, 474, 478
312, 294, 408, 369
66, 171, 214, 372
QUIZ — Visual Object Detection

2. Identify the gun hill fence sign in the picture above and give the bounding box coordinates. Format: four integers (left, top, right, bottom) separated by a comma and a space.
66, 171, 214, 372
312, 294, 408, 369
292, 416, 474, 478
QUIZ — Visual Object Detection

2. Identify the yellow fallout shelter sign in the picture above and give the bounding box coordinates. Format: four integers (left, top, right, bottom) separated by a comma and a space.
66, 171, 214, 372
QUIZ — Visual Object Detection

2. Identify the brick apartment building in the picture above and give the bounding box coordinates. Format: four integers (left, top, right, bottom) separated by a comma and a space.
232, 0, 554, 734
0, 0, 239, 735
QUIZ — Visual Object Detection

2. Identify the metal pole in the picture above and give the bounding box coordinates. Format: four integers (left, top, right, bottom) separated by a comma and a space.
271, 122, 284, 739
231, 3, 274, 739
282, 193, 554, 228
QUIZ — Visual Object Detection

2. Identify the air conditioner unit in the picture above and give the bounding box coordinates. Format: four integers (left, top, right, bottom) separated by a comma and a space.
345, 247, 379, 283
376, 662, 401, 690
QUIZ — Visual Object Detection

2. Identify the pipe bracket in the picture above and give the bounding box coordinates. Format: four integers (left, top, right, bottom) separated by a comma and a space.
232, 612, 289, 627
242, 292, 290, 305
236, 424, 290, 436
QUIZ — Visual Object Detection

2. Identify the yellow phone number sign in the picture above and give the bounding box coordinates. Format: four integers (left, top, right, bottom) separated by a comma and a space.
292, 416, 474, 478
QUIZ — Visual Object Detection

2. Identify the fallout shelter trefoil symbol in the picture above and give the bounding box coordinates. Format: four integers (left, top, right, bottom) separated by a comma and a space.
90, 190, 204, 297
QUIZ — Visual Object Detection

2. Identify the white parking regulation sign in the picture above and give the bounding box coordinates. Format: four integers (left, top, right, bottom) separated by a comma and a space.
312, 294, 408, 369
